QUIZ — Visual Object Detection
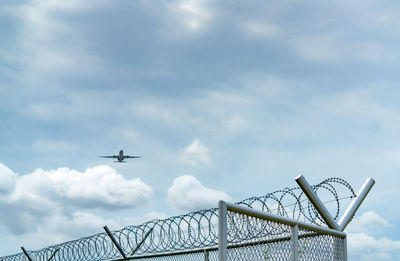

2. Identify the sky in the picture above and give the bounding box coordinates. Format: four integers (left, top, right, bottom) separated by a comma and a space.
0, 0, 400, 259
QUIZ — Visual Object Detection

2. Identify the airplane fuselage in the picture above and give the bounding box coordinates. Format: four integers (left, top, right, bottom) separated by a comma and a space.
118, 150, 125, 162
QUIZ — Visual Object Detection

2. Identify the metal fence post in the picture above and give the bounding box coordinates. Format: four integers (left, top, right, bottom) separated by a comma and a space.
291, 225, 299, 261
204, 250, 209, 261
218, 200, 228, 261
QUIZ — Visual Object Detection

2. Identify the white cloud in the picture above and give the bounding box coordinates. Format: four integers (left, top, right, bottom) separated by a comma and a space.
8, 210, 120, 251
348, 233, 400, 261
167, 175, 232, 211
0, 163, 16, 195
0, 208, 170, 255
346, 211, 400, 261
0, 163, 153, 235
180, 139, 211, 166
169, 0, 213, 32
15, 165, 153, 209
347, 211, 391, 234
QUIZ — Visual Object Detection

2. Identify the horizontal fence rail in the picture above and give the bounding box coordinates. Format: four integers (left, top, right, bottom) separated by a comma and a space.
1, 177, 356, 261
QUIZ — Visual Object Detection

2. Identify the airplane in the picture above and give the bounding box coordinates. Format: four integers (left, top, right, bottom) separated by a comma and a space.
100, 150, 141, 163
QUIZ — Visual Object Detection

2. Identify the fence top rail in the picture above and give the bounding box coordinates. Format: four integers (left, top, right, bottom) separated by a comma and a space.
223, 201, 346, 239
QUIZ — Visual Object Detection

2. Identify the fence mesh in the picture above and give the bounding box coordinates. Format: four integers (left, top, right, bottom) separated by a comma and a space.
297, 232, 345, 261
225, 209, 346, 261
226, 210, 292, 260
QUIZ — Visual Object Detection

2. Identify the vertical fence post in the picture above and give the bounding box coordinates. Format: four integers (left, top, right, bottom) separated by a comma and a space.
291, 225, 299, 261
333, 237, 340, 261
218, 200, 228, 261
333, 233, 348, 261
204, 249, 209, 261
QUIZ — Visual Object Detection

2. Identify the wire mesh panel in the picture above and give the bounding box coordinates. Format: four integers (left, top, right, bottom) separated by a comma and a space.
221, 202, 347, 261
226, 209, 293, 260
227, 208, 292, 261
297, 230, 346, 261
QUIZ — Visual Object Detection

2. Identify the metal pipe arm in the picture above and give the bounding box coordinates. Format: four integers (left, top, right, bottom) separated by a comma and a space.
295, 175, 340, 230
338, 177, 375, 231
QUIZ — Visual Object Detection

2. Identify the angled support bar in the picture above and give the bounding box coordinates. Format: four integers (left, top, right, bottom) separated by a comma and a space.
104, 225, 127, 260
338, 177, 375, 231
47, 248, 60, 261
131, 227, 153, 255
295, 175, 340, 230
224, 201, 346, 238
21, 247, 33, 261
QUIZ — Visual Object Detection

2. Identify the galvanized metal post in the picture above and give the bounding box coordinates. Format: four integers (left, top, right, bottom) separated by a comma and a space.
291, 225, 299, 261
338, 177, 375, 231
204, 249, 210, 261
295, 175, 340, 230
343, 236, 347, 261
218, 200, 228, 261
21, 247, 33, 261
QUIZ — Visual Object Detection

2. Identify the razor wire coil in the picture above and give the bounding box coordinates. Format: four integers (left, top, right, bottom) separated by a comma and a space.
1, 177, 355, 261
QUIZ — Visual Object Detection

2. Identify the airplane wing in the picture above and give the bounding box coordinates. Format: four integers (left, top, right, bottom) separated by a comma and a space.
125, 156, 141, 158
100, 155, 118, 158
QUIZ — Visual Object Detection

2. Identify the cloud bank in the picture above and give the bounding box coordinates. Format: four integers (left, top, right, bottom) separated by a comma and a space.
347, 211, 400, 261
0, 163, 153, 235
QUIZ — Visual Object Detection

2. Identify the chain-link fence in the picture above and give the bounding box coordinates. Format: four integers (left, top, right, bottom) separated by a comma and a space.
219, 201, 347, 261
1, 177, 355, 261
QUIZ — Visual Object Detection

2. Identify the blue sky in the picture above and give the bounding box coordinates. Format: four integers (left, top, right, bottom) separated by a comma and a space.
1, 0, 400, 259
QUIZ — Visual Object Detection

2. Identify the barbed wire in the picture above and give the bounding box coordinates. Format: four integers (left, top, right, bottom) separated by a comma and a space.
0, 177, 356, 261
